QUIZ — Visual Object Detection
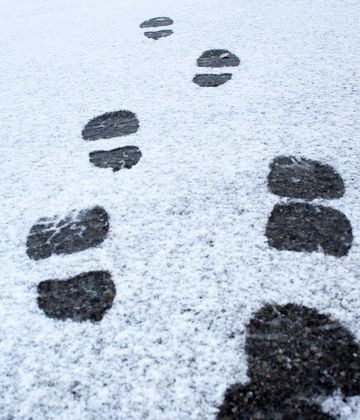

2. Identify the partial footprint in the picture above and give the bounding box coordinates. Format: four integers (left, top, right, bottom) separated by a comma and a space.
82, 110, 141, 172
38, 271, 115, 322
218, 303, 360, 419
265, 156, 352, 257
27, 206, 114, 322
82, 111, 139, 141
26, 206, 109, 260
193, 73, 232, 88
268, 156, 345, 200
220, 384, 332, 419
140, 17, 174, 40
193, 49, 240, 87
266, 203, 352, 257
197, 50, 240, 68
89, 146, 142, 172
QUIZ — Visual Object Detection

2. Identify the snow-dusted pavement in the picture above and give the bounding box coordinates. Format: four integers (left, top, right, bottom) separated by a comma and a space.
1, 0, 360, 418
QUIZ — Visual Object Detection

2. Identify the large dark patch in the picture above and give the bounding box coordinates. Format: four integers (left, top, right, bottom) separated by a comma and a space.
26, 206, 109, 260
144, 30, 173, 40
266, 203, 353, 257
268, 156, 345, 200
89, 146, 142, 171
197, 49, 240, 68
219, 383, 333, 419
38, 271, 115, 322
218, 303, 360, 419
246, 304, 360, 397
140, 17, 173, 28
82, 111, 139, 141
193, 73, 232, 87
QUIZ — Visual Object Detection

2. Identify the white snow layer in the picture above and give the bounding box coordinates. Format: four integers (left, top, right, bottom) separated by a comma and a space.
0, 0, 360, 418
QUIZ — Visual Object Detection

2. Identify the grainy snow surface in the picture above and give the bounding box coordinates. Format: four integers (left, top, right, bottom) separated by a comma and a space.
1, 0, 360, 418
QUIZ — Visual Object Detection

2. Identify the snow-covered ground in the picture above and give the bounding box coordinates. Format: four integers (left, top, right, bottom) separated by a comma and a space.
1, 0, 360, 418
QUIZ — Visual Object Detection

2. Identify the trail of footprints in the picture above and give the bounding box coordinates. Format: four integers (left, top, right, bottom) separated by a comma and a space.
26, 110, 141, 321
140, 16, 239, 87
26, 206, 114, 321
25, 16, 359, 419
217, 160, 356, 417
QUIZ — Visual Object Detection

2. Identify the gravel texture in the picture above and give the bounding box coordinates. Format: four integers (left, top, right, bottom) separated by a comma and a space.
38, 271, 116, 322
193, 74, 232, 87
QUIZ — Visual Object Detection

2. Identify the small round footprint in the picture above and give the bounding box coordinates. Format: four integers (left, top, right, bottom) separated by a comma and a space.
140, 17, 174, 40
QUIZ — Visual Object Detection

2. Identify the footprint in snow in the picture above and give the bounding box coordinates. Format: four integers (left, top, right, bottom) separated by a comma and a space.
82, 110, 142, 172
26, 206, 115, 322
140, 17, 174, 40
193, 49, 240, 87
218, 303, 360, 419
265, 156, 353, 257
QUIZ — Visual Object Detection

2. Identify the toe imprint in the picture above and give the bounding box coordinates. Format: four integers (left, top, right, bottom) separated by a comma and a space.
197, 49, 240, 68
82, 111, 139, 141
140, 17, 173, 28
268, 156, 345, 200
144, 30, 173, 40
